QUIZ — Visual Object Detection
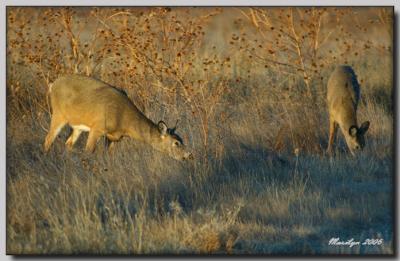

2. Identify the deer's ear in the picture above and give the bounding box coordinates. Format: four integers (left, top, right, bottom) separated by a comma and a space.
158, 121, 168, 136
171, 119, 179, 134
349, 125, 358, 137
359, 121, 370, 134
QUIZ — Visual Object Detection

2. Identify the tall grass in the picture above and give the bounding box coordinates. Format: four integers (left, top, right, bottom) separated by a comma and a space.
6, 7, 393, 254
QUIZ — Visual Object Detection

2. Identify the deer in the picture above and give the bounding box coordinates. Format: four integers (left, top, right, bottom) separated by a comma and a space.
43, 75, 193, 161
327, 65, 370, 155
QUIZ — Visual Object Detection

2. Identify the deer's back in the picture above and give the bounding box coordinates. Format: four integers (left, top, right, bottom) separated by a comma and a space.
50, 75, 136, 127
327, 65, 360, 112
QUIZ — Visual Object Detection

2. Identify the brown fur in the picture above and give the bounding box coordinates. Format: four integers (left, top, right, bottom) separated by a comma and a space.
326, 66, 370, 155
44, 75, 193, 160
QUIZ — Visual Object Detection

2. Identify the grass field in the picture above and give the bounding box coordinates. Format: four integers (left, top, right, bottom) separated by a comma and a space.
6, 7, 394, 254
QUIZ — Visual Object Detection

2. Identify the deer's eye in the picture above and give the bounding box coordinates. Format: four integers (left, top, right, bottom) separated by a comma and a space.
174, 141, 180, 147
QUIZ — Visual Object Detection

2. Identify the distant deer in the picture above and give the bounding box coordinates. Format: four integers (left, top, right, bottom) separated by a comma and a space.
327, 65, 370, 155
44, 75, 193, 161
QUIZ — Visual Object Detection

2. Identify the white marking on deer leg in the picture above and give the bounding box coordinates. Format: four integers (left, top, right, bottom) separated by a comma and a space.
66, 128, 83, 149
72, 125, 91, 132
71, 129, 83, 144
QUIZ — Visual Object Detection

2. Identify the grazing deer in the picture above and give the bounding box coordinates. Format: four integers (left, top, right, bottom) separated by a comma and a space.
44, 75, 193, 161
327, 65, 370, 155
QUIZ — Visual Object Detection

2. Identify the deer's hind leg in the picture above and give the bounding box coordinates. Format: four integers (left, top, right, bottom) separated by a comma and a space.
44, 113, 67, 152
65, 128, 83, 150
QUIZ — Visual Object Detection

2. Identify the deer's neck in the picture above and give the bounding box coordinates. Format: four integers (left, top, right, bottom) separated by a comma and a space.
125, 106, 160, 144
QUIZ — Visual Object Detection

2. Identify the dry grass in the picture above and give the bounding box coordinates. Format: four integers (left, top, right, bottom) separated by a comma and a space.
6, 7, 394, 255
